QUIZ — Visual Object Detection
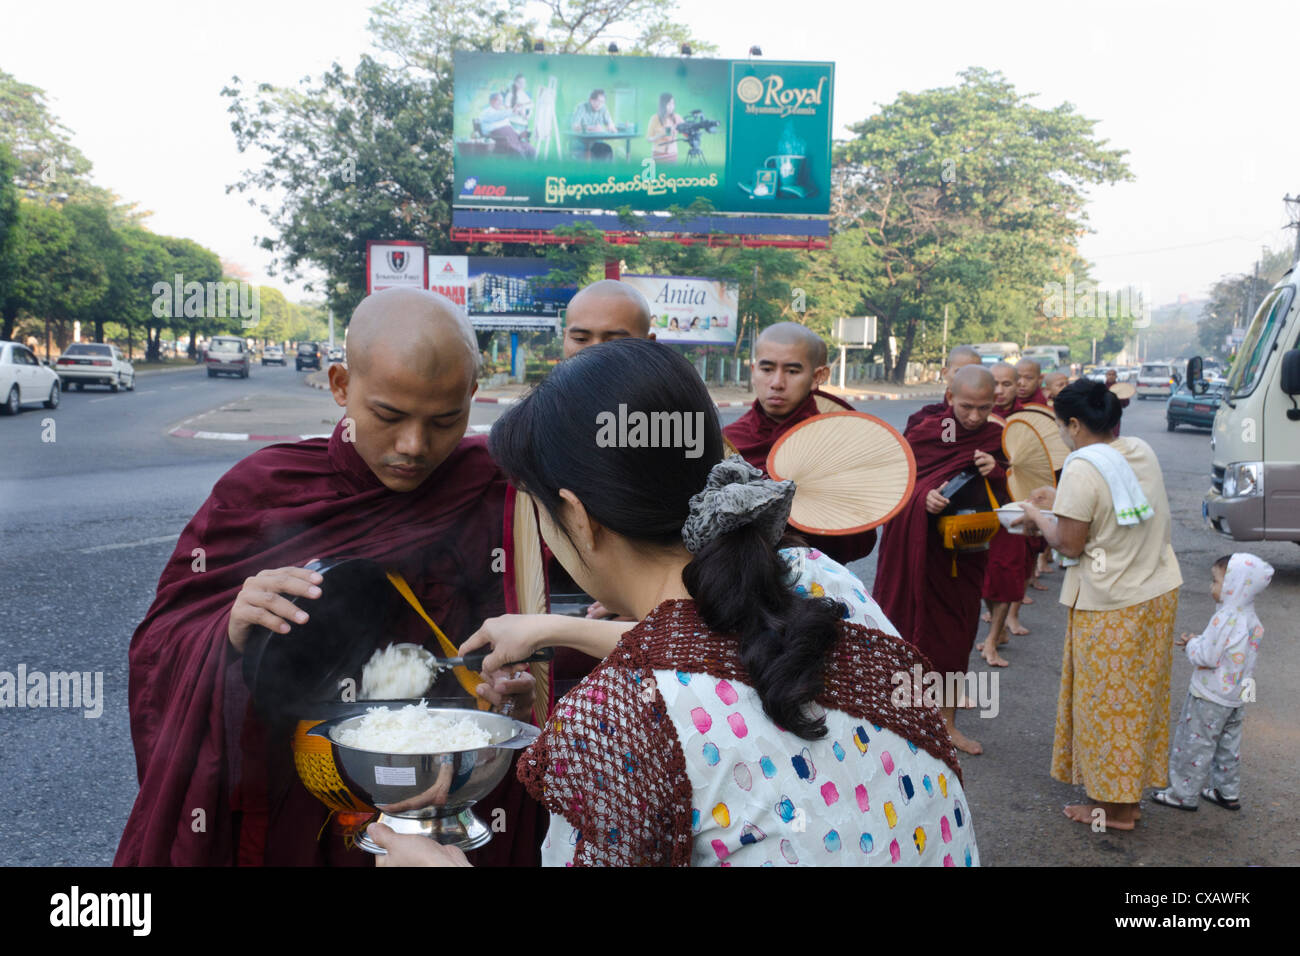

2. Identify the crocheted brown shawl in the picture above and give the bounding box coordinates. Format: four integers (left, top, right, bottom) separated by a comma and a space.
516, 599, 963, 867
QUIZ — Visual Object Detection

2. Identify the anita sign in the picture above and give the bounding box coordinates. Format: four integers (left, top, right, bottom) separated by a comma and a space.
622, 274, 739, 346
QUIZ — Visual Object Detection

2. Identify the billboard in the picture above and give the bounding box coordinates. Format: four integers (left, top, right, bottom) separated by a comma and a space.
429, 255, 578, 332
366, 240, 427, 293
622, 274, 738, 345
452, 52, 832, 217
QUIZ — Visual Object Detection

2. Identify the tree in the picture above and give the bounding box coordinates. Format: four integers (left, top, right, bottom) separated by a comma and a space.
830, 68, 1132, 381
1, 201, 104, 352
1199, 245, 1292, 358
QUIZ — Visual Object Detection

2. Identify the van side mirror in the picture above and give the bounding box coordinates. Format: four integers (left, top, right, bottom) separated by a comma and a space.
1186, 356, 1202, 391
1281, 349, 1300, 395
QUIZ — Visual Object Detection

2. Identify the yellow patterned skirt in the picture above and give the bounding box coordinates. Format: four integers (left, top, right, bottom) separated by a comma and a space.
1051, 588, 1180, 803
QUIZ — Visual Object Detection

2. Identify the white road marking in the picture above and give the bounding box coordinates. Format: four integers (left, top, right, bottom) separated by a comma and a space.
88, 397, 114, 403
78, 533, 180, 554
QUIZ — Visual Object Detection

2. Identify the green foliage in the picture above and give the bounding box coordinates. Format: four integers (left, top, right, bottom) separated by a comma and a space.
1199, 245, 1292, 358
817, 68, 1131, 381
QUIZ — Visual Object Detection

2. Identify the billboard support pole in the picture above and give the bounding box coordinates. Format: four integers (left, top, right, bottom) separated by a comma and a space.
605, 258, 620, 280
510, 333, 520, 382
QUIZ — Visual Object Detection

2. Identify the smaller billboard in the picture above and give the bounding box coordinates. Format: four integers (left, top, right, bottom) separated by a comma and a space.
429, 255, 578, 332
367, 240, 427, 293
622, 274, 738, 345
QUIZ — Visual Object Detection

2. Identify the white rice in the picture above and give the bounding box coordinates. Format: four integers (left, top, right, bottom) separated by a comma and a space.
359, 644, 441, 700
335, 701, 493, 753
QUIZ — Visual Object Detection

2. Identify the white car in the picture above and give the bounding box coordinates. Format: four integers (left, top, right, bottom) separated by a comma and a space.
54, 342, 136, 392
1, 340, 62, 414
262, 346, 286, 366
1136, 362, 1180, 399
327, 346, 344, 364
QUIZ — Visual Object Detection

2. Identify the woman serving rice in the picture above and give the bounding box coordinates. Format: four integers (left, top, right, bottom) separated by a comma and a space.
370, 340, 978, 867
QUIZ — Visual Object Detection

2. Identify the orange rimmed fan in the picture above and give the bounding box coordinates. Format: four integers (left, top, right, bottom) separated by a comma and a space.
1007, 404, 1069, 473
1002, 418, 1057, 501
767, 411, 916, 535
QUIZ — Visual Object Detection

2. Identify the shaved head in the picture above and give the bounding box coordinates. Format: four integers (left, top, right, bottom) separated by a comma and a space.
947, 365, 996, 432
330, 288, 480, 492
345, 287, 479, 380
752, 322, 831, 421
562, 280, 654, 358
1014, 357, 1043, 401
990, 362, 1018, 410
1043, 371, 1069, 399
758, 321, 828, 368
944, 345, 982, 383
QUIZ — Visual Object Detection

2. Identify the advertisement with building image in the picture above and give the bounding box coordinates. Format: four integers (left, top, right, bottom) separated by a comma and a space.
621, 274, 738, 345
428, 255, 579, 332
452, 52, 832, 218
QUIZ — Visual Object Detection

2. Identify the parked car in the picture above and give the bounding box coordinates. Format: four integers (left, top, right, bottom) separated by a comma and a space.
1085, 366, 1117, 383
1, 340, 62, 414
54, 342, 135, 392
1166, 380, 1224, 431
206, 335, 251, 378
327, 346, 344, 364
296, 342, 322, 371
262, 345, 286, 366
1136, 362, 1181, 398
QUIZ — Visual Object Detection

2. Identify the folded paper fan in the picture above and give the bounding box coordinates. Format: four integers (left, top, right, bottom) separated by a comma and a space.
507, 488, 551, 725
723, 435, 741, 458
1002, 418, 1056, 501
767, 411, 916, 535
1007, 405, 1069, 472
1110, 381, 1137, 401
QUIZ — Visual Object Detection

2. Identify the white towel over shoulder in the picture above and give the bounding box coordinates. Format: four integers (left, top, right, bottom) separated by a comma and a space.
1063, 442, 1153, 525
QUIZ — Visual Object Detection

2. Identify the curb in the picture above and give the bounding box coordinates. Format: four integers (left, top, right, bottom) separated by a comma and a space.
168, 423, 493, 443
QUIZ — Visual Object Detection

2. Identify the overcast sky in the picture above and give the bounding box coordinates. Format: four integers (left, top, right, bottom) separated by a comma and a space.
3, 0, 1295, 307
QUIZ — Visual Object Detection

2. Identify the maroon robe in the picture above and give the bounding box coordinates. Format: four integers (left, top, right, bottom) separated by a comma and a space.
905, 400, 950, 433
872, 406, 1007, 675
723, 389, 877, 564
115, 421, 544, 866
1012, 388, 1048, 411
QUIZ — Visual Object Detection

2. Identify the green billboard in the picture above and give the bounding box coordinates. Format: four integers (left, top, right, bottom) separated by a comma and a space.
452, 52, 832, 217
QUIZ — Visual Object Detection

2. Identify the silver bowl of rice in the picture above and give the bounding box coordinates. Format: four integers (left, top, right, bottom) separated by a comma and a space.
306, 704, 539, 853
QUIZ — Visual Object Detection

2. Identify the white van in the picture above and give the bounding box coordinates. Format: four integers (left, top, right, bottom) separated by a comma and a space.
1203, 267, 1300, 541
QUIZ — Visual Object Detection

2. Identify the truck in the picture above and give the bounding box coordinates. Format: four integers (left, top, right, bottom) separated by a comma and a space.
1201, 266, 1300, 542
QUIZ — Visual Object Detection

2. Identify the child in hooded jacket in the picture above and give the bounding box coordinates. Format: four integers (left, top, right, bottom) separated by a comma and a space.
1153, 552, 1273, 811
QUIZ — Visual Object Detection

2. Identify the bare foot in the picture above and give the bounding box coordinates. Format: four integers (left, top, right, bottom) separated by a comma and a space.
1030, 580, 1050, 591
1063, 803, 1137, 830
1007, 622, 1030, 636
948, 726, 983, 755
981, 644, 1009, 667
1037, 565, 1054, 575
981, 611, 991, 623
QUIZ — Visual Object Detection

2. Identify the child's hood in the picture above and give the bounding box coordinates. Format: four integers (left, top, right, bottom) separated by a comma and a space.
1220, 553, 1274, 611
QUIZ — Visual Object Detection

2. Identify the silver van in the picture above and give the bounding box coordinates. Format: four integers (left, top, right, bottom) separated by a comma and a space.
206, 335, 251, 379
1203, 267, 1300, 541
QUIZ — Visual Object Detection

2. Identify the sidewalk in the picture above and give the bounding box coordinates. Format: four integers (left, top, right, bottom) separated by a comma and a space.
173, 371, 946, 443
304, 370, 946, 406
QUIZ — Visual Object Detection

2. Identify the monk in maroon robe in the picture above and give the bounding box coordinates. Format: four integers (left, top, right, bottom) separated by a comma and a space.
724, 322, 875, 565
872, 366, 1006, 754
115, 289, 543, 866
978, 363, 1027, 668
1012, 357, 1048, 411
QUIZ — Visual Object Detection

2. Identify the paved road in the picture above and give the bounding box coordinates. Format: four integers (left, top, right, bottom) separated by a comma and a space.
1, 375, 1295, 865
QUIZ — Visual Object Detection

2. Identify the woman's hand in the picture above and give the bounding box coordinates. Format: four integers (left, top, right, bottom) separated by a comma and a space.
475, 668, 536, 717
460, 614, 552, 673
368, 824, 473, 867
1027, 486, 1056, 509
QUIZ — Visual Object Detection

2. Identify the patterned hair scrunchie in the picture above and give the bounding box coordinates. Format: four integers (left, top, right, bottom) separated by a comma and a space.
681, 455, 795, 554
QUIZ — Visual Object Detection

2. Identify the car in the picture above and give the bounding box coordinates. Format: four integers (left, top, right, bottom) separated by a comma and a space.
327, 346, 344, 364
262, 346, 285, 366
1136, 362, 1180, 399
1, 340, 62, 414
296, 342, 322, 371
1085, 366, 1116, 383
206, 335, 251, 378
1166, 381, 1224, 431
54, 342, 135, 392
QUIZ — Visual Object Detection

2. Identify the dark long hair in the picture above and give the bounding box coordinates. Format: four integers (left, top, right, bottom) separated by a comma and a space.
1054, 378, 1122, 435
489, 339, 844, 739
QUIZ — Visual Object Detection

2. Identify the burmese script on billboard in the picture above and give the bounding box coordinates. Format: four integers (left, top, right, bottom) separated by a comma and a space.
452, 52, 833, 217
